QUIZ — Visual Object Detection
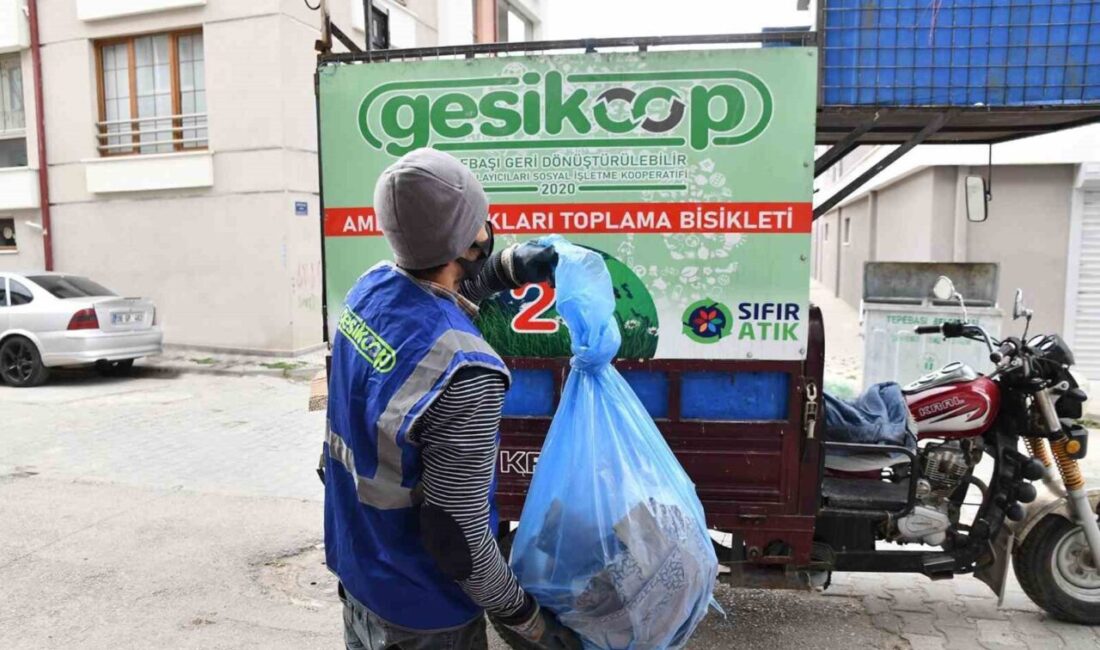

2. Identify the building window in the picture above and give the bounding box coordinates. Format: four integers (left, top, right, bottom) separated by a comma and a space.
95, 30, 207, 156
842, 216, 851, 245
498, 1, 534, 42
371, 4, 390, 49
0, 218, 15, 251
0, 54, 27, 169
823, 222, 829, 242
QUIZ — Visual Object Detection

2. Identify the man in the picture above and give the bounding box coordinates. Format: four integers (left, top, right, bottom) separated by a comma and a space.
324, 148, 581, 650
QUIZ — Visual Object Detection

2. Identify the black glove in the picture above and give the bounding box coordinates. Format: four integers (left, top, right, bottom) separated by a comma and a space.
505, 241, 558, 287
497, 603, 582, 650
459, 241, 558, 305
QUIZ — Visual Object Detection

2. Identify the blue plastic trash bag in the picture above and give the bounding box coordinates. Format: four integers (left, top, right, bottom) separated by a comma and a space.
510, 237, 718, 650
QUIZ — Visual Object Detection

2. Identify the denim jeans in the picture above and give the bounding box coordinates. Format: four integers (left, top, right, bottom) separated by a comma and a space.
340, 584, 488, 650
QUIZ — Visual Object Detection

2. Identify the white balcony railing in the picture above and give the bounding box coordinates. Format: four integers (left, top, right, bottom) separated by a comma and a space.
95, 112, 208, 155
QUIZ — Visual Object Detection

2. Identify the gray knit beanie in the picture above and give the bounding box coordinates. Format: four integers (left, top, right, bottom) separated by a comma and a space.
374, 148, 489, 270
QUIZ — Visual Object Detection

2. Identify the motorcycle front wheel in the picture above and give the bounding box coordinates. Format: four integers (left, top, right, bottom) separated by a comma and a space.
1014, 514, 1100, 624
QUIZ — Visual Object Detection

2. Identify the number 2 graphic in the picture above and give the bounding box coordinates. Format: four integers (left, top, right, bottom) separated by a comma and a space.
510, 283, 559, 333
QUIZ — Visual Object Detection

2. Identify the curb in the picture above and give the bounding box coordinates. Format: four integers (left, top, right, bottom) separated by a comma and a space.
137, 360, 323, 382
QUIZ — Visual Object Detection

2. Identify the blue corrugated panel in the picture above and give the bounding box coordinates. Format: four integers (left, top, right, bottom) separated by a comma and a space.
503, 368, 790, 422
681, 371, 790, 421
502, 369, 555, 417
823, 0, 1100, 106
621, 370, 670, 419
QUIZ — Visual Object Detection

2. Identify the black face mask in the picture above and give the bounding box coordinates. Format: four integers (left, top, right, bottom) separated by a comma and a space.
457, 221, 494, 281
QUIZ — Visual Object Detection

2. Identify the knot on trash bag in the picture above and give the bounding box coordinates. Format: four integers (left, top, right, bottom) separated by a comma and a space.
542, 236, 623, 371
569, 321, 621, 372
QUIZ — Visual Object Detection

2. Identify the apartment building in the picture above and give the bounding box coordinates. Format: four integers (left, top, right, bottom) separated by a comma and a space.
0, 0, 542, 354
812, 126, 1100, 381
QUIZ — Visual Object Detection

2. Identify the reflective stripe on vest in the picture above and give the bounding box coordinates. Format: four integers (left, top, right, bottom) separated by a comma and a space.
327, 328, 505, 510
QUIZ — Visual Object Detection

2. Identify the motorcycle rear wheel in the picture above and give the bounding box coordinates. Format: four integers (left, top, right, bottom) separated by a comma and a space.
1014, 514, 1100, 624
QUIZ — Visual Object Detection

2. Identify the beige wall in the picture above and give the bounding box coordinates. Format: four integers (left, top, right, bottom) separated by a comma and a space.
0, 50, 42, 272
812, 163, 1075, 337
874, 168, 941, 262
816, 211, 840, 294
837, 196, 872, 307
930, 166, 959, 260
35, 0, 324, 353
0, 208, 46, 272
15, 0, 503, 352
967, 164, 1074, 335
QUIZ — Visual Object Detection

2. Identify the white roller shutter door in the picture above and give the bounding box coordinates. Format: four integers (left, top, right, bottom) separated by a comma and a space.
1073, 190, 1100, 380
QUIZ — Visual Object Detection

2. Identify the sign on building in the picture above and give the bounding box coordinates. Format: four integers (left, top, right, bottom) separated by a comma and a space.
319, 48, 817, 360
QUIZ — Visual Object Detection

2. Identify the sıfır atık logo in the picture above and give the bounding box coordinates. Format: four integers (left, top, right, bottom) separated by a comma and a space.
358, 69, 773, 156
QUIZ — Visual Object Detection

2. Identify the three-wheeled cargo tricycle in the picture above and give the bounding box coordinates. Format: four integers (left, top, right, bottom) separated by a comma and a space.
312, 5, 1100, 640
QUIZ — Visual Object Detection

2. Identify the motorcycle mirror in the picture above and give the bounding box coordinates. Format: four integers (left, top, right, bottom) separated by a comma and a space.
1013, 289, 1034, 339
966, 176, 989, 223
932, 276, 956, 302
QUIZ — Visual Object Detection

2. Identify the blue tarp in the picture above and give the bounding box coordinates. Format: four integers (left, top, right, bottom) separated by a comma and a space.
823, 382, 915, 449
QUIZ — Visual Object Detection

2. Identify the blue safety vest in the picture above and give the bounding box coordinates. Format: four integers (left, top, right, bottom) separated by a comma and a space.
324, 263, 509, 631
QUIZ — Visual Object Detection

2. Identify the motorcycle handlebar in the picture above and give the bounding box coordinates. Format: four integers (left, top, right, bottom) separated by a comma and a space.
913, 322, 967, 337
991, 340, 1017, 365
913, 321, 1004, 362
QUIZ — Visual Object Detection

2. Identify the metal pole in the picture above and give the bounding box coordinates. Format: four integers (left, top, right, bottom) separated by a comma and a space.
27, 0, 53, 271
363, 0, 373, 53
318, 0, 330, 54
813, 110, 956, 219
814, 113, 880, 178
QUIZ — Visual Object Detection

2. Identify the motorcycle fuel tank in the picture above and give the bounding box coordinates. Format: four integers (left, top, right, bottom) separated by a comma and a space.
904, 363, 1000, 438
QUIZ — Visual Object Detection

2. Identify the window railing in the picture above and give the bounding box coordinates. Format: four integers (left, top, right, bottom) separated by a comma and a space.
95, 112, 208, 155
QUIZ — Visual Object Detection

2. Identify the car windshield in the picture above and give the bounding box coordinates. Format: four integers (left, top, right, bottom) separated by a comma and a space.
27, 275, 117, 299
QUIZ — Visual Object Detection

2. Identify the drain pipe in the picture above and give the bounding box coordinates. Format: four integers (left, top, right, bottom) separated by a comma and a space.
27, 0, 53, 271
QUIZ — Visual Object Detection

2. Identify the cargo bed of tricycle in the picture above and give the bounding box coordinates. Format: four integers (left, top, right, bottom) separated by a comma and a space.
496, 307, 825, 567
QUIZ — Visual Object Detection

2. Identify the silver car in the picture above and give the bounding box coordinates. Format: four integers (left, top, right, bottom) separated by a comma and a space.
0, 272, 163, 387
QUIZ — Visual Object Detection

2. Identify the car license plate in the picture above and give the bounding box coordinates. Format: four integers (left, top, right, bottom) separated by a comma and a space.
112, 312, 143, 325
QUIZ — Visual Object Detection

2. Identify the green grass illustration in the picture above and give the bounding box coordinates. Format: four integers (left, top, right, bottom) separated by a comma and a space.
475, 245, 660, 360
477, 298, 658, 359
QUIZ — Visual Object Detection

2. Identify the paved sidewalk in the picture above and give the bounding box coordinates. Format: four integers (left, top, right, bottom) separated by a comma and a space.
139, 347, 325, 382
0, 476, 338, 650
4, 357, 1100, 648
2, 370, 325, 501
811, 279, 864, 397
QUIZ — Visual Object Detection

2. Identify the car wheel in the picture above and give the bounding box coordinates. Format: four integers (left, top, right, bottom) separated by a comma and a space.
95, 359, 136, 376
0, 336, 50, 387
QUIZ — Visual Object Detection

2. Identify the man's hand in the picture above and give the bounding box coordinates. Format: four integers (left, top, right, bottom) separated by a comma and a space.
497, 604, 582, 650
460, 241, 558, 305
504, 241, 558, 286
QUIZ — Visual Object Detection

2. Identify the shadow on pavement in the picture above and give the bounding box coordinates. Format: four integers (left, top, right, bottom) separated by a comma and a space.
0, 364, 181, 391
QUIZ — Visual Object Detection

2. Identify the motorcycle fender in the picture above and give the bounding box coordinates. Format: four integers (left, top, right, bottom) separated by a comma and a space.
1011, 488, 1100, 542
974, 488, 1100, 605
974, 525, 1013, 604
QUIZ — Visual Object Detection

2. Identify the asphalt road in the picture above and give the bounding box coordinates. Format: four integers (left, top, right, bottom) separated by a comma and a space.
2, 366, 1099, 649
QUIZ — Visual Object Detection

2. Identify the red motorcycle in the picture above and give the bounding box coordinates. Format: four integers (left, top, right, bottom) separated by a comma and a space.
496, 275, 1100, 638
820, 276, 1099, 623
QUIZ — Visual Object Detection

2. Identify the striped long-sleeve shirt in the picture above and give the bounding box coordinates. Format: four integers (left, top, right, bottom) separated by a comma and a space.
410, 366, 534, 623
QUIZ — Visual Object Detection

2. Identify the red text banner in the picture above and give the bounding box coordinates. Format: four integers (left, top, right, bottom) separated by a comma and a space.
325, 202, 813, 237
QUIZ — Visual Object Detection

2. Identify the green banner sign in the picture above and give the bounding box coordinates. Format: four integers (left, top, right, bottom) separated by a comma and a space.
320, 48, 817, 360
